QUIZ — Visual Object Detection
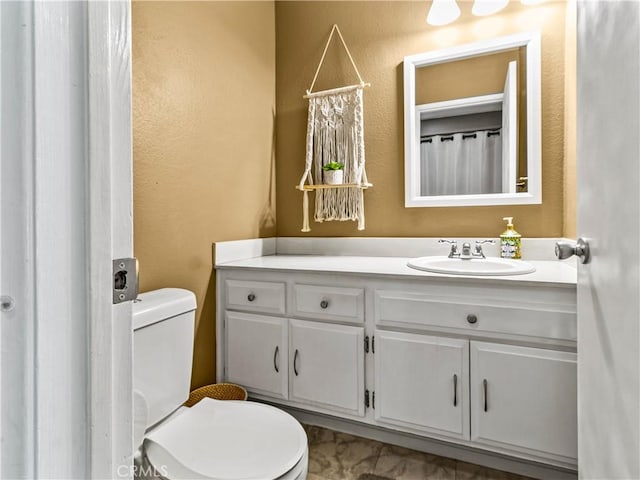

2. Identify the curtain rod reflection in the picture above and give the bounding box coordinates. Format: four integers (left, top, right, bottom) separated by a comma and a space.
420, 128, 501, 144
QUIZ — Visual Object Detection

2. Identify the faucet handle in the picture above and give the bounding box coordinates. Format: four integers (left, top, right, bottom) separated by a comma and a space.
439, 239, 459, 258
473, 239, 495, 258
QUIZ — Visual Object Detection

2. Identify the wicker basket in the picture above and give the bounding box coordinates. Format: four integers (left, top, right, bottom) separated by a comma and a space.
184, 383, 248, 407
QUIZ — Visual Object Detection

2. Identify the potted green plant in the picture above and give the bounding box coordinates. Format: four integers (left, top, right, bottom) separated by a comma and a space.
322, 162, 345, 185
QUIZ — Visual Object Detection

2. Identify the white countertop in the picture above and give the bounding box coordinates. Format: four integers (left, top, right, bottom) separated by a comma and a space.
216, 255, 577, 288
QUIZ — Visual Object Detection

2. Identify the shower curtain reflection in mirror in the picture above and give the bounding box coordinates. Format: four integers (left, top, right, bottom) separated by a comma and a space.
420, 130, 502, 196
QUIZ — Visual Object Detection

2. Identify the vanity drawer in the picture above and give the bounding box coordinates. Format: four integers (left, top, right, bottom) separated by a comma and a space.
225, 279, 285, 315
375, 290, 576, 341
293, 284, 365, 323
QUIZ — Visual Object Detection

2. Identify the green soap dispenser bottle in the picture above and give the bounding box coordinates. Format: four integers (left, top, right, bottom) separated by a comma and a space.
500, 217, 522, 259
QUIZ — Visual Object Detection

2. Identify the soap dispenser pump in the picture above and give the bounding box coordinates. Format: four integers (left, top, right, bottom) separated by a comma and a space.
500, 217, 522, 259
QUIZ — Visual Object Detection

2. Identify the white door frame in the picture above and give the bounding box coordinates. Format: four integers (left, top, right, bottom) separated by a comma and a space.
86, 1, 134, 478
1, 1, 133, 478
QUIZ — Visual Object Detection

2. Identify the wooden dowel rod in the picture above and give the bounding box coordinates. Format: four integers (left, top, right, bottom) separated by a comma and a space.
304, 82, 371, 99
296, 183, 373, 191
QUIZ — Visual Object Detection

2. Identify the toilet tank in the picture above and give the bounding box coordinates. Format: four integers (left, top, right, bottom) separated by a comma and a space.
133, 288, 197, 428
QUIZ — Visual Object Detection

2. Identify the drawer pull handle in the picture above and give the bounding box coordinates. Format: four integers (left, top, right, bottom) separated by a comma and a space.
293, 349, 300, 376
467, 314, 478, 324
453, 374, 458, 407
320, 300, 329, 309
483, 379, 488, 412
273, 346, 279, 373
247, 293, 256, 302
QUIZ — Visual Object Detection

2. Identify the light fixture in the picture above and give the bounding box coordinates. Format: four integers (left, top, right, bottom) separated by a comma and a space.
426, 0, 461, 26
472, 0, 509, 16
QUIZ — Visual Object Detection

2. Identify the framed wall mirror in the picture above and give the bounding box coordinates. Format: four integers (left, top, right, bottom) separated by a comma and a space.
404, 32, 541, 207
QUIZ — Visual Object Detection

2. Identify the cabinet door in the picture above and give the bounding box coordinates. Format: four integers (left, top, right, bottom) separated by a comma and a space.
226, 311, 288, 399
290, 319, 364, 416
470, 341, 577, 466
374, 330, 470, 440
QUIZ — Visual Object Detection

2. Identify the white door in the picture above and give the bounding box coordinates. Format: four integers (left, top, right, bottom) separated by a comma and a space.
577, 3, 640, 478
290, 319, 365, 416
226, 312, 288, 399
470, 341, 577, 466
1, 4, 35, 477
502, 60, 517, 193
374, 330, 469, 441
1, 2, 133, 478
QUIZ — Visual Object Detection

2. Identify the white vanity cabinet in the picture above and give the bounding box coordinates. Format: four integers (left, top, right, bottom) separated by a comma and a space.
225, 311, 288, 399
217, 261, 578, 472
290, 319, 365, 416
222, 279, 366, 417
374, 330, 470, 441
470, 341, 578, 465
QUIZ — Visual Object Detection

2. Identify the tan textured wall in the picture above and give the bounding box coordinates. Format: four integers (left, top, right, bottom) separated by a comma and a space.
415, 50, 521, 104
563, 1, 577, 238
133, 1, 276, 389
276, 1, 570, 238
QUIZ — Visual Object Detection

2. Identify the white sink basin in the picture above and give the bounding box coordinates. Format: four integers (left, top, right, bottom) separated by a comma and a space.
407, 256, 536, 276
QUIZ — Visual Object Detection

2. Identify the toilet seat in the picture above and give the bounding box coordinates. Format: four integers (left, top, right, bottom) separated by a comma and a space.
144, 398, 308, 480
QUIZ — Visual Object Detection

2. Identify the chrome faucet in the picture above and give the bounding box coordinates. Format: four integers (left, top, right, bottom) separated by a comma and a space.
439, 239, 495, 259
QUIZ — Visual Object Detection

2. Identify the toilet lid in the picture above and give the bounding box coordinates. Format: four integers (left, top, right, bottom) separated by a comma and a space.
145, 398, 307, 480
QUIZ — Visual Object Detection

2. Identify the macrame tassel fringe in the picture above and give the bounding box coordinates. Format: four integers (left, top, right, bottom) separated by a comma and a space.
314, 187, 364, 229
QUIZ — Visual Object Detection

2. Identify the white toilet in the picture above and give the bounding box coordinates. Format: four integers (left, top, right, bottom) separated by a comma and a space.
133, 288, 309, 480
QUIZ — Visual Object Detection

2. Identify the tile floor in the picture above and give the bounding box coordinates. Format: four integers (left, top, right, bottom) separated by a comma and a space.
303, 425, 534, 480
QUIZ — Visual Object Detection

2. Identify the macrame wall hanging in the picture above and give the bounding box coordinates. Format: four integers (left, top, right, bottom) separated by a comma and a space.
297, 25, 372, 232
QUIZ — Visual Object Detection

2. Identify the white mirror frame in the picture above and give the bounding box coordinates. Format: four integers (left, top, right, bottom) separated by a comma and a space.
404, 31, 542, 207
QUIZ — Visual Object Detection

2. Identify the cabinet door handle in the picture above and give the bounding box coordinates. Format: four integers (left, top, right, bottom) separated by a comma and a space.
293, 349, 300, 376
247, 293, 256, 302
483, 379, 488, 412
273, 346, 279, 373
453, 374, 458, 407
320, 300, 329, 309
